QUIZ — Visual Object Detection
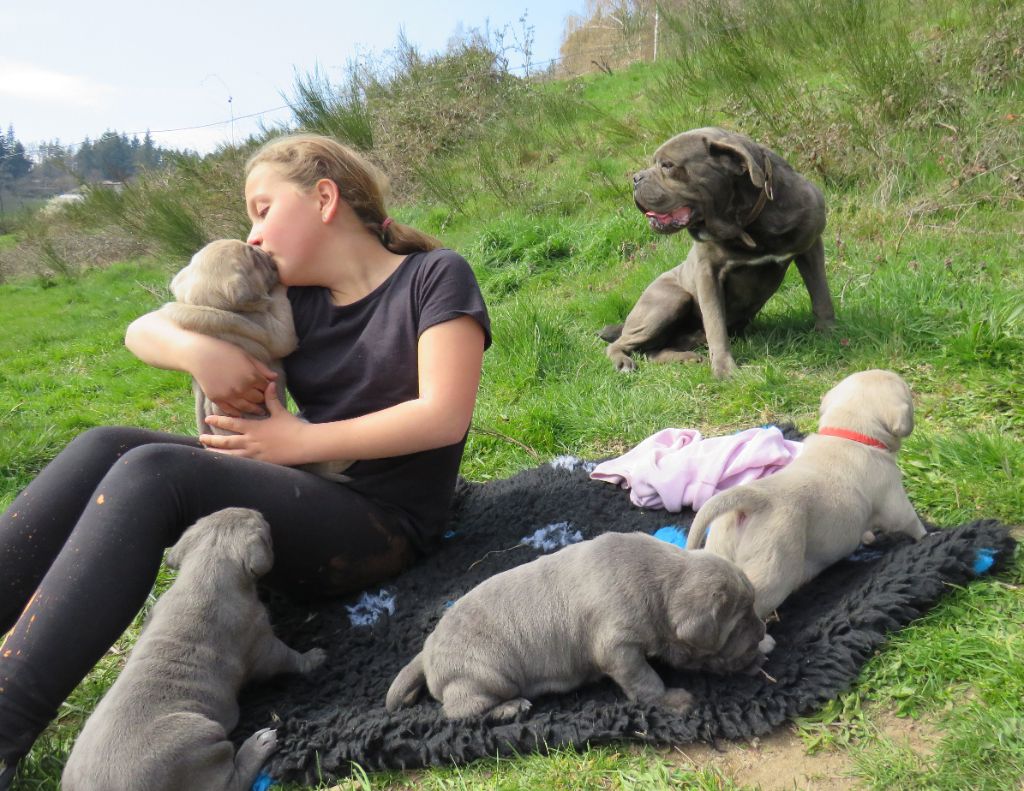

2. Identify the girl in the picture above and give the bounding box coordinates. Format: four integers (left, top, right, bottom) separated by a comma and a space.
0, 133, 490, 788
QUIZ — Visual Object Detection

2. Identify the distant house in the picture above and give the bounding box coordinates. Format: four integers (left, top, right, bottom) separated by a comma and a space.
42, 181, 124, 215
42, 190, 86, 215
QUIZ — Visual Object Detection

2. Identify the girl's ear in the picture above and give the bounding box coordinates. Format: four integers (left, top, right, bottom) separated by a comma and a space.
315, 178, 340, 222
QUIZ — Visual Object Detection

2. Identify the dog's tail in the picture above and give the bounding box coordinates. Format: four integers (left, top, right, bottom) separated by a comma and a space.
385, 651, 426, 712
686, 488, 772, 550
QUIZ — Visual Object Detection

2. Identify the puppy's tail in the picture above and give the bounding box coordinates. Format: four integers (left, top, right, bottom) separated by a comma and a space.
686, 488, 771, 550
385, 651, 426, 712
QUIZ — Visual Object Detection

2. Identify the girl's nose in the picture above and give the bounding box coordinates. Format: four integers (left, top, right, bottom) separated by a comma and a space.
247, 226, 262, 246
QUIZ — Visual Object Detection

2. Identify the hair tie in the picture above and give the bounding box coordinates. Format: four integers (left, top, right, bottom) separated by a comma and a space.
381, 217, 393, 232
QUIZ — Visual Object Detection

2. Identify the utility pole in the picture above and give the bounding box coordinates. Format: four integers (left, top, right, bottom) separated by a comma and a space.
203, 74, 235, 147
653, 7, 659, 62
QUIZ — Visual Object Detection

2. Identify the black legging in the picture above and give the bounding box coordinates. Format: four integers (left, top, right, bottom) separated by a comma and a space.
0, 426, 413, 761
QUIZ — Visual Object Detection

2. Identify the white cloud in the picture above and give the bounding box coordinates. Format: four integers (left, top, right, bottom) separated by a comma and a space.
0, 59, 116, 108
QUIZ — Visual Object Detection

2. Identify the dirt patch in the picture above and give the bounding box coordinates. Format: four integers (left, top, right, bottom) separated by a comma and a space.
665, 710, 944, 791
873, 709, 942, 758
666, 726, 859, 791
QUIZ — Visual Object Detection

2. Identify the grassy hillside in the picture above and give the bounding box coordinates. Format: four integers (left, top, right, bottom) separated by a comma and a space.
2, 0, 1022, 788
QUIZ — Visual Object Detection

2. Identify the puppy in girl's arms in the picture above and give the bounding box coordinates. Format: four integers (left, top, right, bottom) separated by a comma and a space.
160, 238, 352, 481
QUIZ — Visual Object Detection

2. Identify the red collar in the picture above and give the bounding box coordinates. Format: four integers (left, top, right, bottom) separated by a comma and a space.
817, 426, 890, 450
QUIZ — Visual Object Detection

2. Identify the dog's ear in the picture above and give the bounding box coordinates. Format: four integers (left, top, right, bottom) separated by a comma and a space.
169, 256, 199, 303
707, 137, 766, 190
818, 386, 834, 419
245, 532, 275, 578
673, 583, 729, 651
884, 399, 914, 438
166, 525, 205, 570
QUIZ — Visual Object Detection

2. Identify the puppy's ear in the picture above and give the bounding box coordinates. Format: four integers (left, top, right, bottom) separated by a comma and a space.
673, 584, 727, 651
818, 382, 838, 419
169, 256, 199, 303
166, 525, 204, 570
221, 257, 271, 307
245, 532, 274, 578
707, 137, 766, 190
884, 399, 914, 438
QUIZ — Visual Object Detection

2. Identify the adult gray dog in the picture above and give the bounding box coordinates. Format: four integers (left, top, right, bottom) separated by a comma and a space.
687, 370, 929, 618
601, 127, 836, 378
62, 508, 326, 791
385, 531, 771, 720
160, 238, 351, 481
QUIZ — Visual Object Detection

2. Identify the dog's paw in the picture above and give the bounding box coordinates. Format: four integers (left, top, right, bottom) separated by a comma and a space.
711, 356, 738, 379
300, 647, 328, 672
606, 344, 636, 372
486, 697, 533, 722
661, 687, 696, 713
814, 317, 836, 332
610, 353, 636, 373
238, 727, 279, 760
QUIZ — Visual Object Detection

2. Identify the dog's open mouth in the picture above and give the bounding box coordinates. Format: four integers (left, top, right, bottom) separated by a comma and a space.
645, 205, 693, 232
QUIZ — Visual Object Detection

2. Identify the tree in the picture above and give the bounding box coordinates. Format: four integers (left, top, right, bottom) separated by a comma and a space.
136, 131, 162, 171
0, 124, 33, 216
91, 131, 134, 182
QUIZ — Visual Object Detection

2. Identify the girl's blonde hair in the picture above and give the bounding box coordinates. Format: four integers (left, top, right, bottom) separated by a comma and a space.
245, 133, 441, 255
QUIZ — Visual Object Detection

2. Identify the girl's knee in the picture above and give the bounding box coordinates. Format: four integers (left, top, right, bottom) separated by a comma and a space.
66, 425, 146, 458
116, 443, 206, 478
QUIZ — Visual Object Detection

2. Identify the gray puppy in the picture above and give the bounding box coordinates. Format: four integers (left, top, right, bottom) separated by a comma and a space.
601, 127, 836, 378
160, 238, 352, 481
62, 508, 326, 791
386, 531, 770, 720
687, 370, 929, 618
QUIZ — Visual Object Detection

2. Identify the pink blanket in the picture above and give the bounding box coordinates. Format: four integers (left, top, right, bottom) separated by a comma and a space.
589, 426, 803, 512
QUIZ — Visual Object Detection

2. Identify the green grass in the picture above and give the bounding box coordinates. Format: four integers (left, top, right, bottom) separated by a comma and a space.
2, 0, 1024, 788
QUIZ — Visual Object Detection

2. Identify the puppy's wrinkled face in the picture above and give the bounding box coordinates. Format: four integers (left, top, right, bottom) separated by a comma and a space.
166, 507, 274, 577
819, 369, 915, 441
171, 239, 279, 310
671, 559, 767, 675
632, 127, 761, 236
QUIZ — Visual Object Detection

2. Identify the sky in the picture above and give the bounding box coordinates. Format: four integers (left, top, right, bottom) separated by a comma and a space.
0, 0, 586, 157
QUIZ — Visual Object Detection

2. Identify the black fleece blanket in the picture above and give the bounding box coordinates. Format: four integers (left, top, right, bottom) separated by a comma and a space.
235, 451, 1017, 785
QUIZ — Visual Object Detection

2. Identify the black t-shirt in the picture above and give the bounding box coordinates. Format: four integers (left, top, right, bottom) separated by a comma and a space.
284, 248, 491, 551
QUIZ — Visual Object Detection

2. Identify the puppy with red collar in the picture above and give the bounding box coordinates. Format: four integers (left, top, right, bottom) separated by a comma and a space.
687, 369, 928, 618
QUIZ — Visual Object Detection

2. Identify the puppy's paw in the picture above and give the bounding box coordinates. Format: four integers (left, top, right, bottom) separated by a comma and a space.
661, 687, 696, 714
814, 317, 836, 332
239, 727, 279, 760
606, 346, 630, 370
486, 697, 533, 722
300, 647, 328, 672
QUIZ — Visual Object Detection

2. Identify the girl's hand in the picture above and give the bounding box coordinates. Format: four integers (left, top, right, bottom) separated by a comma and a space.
200, 382, 310, 465
192, 338, 278, 418
125, 311, 277, 418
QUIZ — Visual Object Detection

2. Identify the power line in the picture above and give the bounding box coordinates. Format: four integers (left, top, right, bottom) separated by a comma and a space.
5, 39, 653, 163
